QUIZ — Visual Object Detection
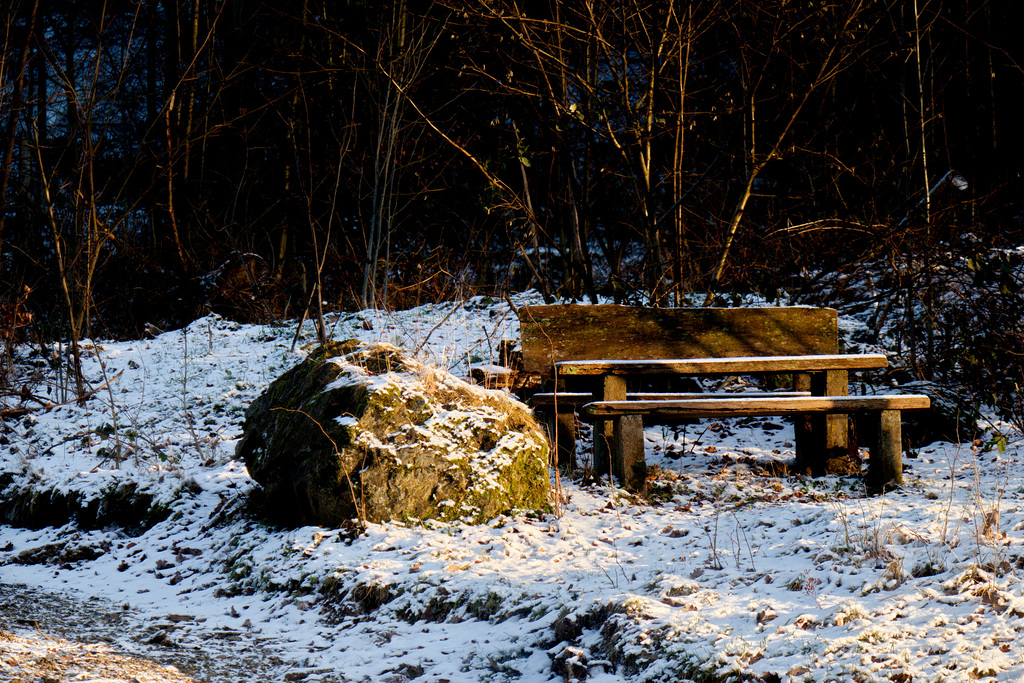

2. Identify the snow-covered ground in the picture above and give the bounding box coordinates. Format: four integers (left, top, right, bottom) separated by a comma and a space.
2, 294, 1023, 682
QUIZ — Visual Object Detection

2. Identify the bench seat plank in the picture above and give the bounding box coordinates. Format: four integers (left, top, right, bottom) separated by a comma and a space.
581, 394, 930, 419
531, 391, 812, 407
557, 353, 888, 376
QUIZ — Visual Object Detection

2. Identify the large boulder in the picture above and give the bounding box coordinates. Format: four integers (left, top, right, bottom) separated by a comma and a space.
235, 341, 550, 526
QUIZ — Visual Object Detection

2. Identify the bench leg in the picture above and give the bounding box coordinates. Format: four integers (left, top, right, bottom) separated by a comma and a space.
823, 369, 851, 466
543, 409, 578, 471
793, 370, 850, 475
592, 375, 646, 491
613, 415, 647, 493
792, 373, 819, 473
864, 409, 903, 494
827, 370, 851, 466
593, 375, 625, 480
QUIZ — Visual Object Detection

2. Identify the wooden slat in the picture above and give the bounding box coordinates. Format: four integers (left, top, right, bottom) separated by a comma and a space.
581, 394, 930, 419
520, 305, 839, 375
556, 353, 888, 376
627, 391, 812, 400
530, 392, 594, 406
531, 390, 812, 406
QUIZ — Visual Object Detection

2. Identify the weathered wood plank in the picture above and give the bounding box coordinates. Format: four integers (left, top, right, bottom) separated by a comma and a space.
581, 395, 931, 419
530, 392, 596, 407
531, 390, 812, 407
520, 305, 839, 375
626, 391, 813, 401
556, 354, 887, 376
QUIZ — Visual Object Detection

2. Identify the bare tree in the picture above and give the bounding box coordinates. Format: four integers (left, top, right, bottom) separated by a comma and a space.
0, 0, 38, 266
703, 0, 878, 305
357, 2, 450, 309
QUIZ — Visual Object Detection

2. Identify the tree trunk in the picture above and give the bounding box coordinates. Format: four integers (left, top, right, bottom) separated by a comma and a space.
0, 0, 38, 267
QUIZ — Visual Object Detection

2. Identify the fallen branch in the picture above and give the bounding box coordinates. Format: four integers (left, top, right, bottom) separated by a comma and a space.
0, 371, 123, 420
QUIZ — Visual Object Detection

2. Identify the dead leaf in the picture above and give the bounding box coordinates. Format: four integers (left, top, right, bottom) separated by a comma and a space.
792, 615, 816, 630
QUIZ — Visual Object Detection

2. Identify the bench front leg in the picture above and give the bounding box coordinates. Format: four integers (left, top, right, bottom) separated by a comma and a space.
614, 414, 646, 492
864, 409, 903, 494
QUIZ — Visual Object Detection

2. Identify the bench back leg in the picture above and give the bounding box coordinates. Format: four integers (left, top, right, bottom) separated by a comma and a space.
550, 411, 578, 471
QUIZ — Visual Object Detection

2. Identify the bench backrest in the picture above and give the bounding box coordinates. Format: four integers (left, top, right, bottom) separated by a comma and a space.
519, 305, 838, 376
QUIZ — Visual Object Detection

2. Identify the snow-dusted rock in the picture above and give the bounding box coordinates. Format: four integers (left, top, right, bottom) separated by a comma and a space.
236, 341, 549, 526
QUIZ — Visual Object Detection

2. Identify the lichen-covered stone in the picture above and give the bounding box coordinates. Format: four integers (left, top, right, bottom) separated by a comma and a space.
236, 341, 550, 526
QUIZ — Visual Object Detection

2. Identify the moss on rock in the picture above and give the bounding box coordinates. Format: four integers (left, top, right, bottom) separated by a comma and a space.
0, 473, 176, 535
236, 341, 549, 526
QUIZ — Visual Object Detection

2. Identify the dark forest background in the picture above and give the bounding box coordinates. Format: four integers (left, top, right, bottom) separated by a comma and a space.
1, 0, 1023, 414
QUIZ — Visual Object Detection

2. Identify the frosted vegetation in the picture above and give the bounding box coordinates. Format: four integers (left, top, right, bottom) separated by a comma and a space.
1, 293, 1022, 682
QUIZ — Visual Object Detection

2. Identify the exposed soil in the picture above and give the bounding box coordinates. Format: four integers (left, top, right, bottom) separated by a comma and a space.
0, 583, 296, 683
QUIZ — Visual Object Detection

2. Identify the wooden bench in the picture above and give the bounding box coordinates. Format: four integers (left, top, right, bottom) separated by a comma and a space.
581, 395, 930, 494
518, 304, 921, 493
557, 354, 899, 492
